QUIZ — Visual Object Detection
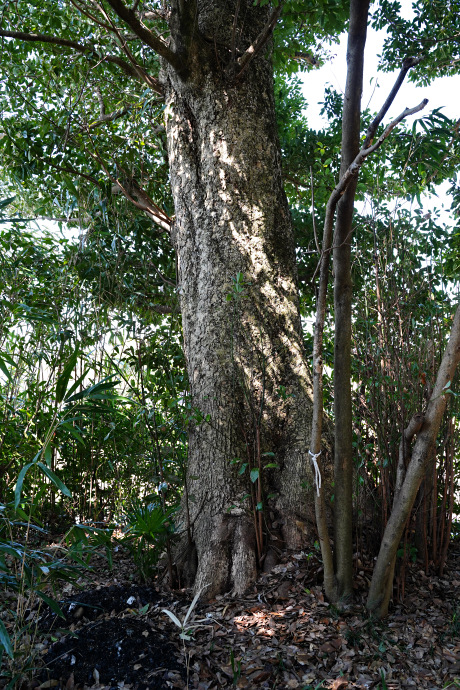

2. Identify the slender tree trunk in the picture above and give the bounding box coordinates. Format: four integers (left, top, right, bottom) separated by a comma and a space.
333, 0, 369, 600
308, 9, 426, 605
162, 0, 315, 597
367, 304, 460, 617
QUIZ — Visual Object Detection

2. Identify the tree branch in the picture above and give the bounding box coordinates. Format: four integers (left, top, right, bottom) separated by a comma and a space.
69, 0, 115, 32
308, 95, 427, 604
235, 2, 283, 78
293, 51, 317, 66
92, 150, 172, 232
395, 412, 425, 502
88, 105, 130, 129
104, 0, 184, 70
151, 304, 175, 314
0, 29, 163, 94
363, 56, 422, 148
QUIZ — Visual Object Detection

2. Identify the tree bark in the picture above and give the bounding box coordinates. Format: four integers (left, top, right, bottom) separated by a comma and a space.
333, 0, 369, 601
162, 0, 315, 597
367, 304, 460, 617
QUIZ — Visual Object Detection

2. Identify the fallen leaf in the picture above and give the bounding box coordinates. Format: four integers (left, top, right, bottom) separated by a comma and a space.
331, 680, 348, 689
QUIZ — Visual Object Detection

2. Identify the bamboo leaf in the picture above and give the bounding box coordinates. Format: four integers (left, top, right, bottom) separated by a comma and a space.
14, 462, 34, 508
36, 591, 66, 619
0, 620, 13, 658
37, 462, 71, 497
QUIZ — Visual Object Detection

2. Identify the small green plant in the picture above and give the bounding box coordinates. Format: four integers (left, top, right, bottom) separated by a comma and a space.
229, 649, 241, 686
65, 523, 115, 568
162, 585, 208, 641
450, 605, 460, 637
162, 584, 209, 688
0, 499, 87, 687
344, 626, 363, 648
396, 544, 418, 563
120, 498, 175, 581
378, 668, 388, 689
226, 272, 251, 303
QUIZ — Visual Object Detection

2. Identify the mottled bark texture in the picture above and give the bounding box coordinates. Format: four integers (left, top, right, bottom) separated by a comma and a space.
161, 1, 314, 597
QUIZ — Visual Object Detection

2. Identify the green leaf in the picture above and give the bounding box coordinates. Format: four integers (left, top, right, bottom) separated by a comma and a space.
0, 353, 15, 383
37, 462, 71, 497
65, 377, 119, 403
0, 196, 16, 211
58, 422, 85, 445
36, 591, 66, 619
250, 468, 259, 483
63, 175, 78, 198
162, 608, 182, 629
56, 350, 79, 403
0, 619, 13, 658
0, 544, 24, 558
14, 462, 34, 508
64, 366, 91, 400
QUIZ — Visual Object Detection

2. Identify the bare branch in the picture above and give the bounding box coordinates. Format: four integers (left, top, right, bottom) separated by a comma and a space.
112, 177, 173, 232
104, 0, 184, 70
315, 99, 428, 212
88, 105, 130, 129
69, 0, 115, 32
294, 51, 317, 66
310, 166, 320, 254
395, 412, 425, 502
94, 153, 172, 231
100, 3, 166, 92
235, 2, 283, 78
308, 97, 428, 605
363, 56, 422, 148
368, 303, 460, 617
151, 304, 175, 314
359, 99, 428, 158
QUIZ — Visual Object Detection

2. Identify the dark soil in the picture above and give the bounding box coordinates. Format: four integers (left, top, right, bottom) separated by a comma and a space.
38, 584, 185, 689
39, 584, 164, 628
40, 616, 183, 689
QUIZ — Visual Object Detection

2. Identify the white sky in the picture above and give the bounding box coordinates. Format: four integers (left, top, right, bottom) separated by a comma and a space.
301, 1, 459, 223
302, 3, 460, 129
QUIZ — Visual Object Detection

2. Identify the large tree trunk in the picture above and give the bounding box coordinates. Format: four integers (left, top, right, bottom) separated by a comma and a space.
162, 1, 314, 597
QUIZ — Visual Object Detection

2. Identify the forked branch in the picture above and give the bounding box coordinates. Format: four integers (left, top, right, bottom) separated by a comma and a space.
104, 0, 184, 70
309, 56, 427, 603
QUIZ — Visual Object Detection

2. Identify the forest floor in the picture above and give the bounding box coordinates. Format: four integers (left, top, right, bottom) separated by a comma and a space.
1, 537, 460, 690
